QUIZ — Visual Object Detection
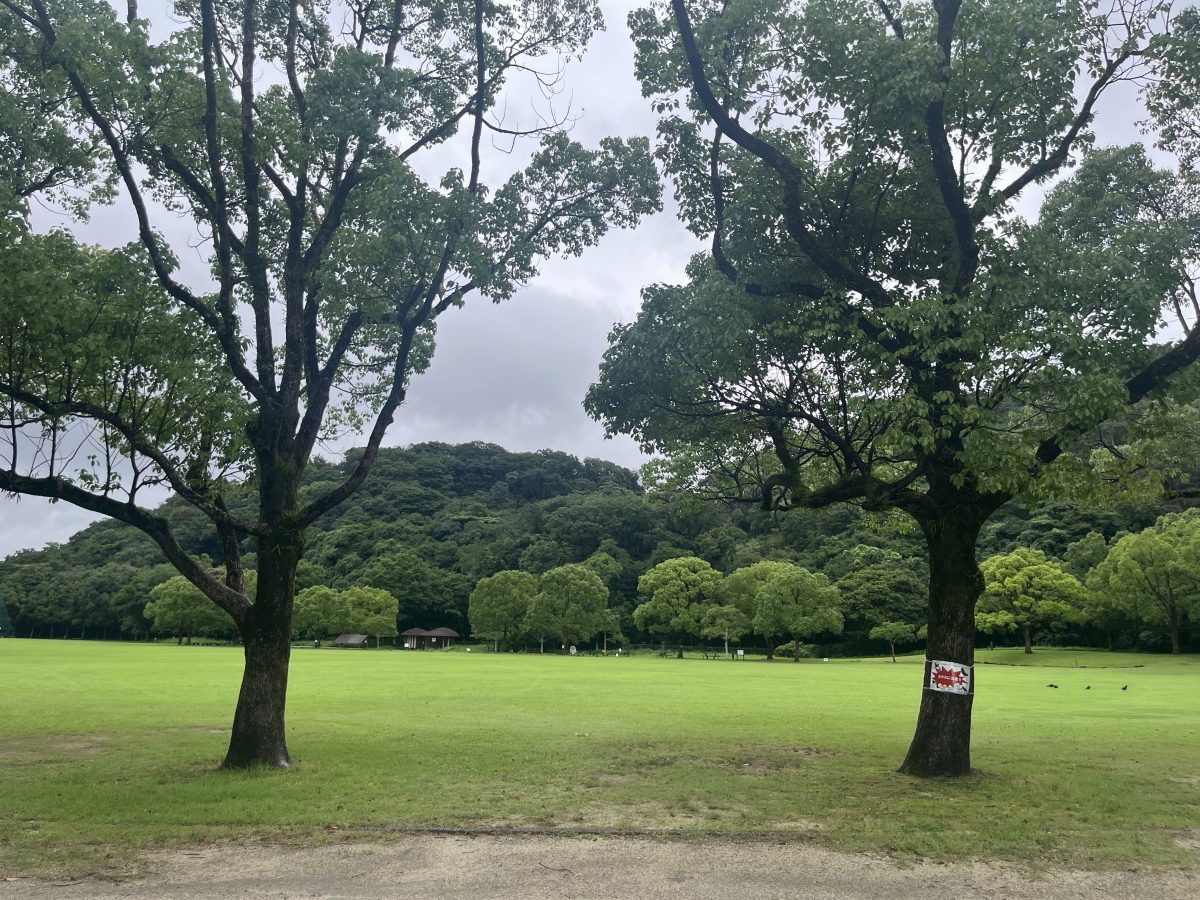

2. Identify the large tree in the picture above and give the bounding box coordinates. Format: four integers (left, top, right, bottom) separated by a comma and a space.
0, 0, 658, 767
633, 555, 721, 656
977, 549, 1086, 654
1086, 510, 1200, 654
752, 564, 843, 661
145, 575, 237, 644
523, 563, 609, 653
469, 569, 536, 651
587, 0, 1200, 775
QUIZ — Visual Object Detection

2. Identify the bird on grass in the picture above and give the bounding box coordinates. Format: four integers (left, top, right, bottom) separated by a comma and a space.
1085, 685, 1091, 690
1122, 685, 1129, 691
1046, 683, 1059, 688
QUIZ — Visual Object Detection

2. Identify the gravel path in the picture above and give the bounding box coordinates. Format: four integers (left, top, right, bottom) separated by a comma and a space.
2, 835, 1198, 900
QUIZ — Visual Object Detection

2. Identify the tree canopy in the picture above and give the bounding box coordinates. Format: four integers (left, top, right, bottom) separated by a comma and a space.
633, 555, 722, 656
977, 549, 1086, 654
1086, 510, 1200, 654
469, 570, 537, 650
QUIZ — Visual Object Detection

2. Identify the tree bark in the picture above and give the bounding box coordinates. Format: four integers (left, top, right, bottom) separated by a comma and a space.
898, 504, 987, 778
221, 532, 301, 769
1023, 624, 1033, 654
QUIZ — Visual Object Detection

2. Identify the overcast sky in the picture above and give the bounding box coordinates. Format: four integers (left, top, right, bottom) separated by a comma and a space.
0, 1, 1159, 560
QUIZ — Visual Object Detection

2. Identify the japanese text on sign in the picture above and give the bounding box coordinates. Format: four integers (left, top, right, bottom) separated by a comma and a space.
926, 659, 972, 695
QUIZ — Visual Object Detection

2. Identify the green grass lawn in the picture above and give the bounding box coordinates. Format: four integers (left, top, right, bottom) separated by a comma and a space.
1, 640, 1198, 875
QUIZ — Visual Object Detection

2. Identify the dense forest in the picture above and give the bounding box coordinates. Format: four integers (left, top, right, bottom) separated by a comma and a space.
1, 441, 1195, 654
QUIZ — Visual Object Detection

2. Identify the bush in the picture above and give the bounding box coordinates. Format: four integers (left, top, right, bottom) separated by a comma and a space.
774, 641, 814, 658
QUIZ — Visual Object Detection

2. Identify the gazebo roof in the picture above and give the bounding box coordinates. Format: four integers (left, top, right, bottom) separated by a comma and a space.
425, 627, 460, 638
400, 627, 430, 636
334, 633, 369, 644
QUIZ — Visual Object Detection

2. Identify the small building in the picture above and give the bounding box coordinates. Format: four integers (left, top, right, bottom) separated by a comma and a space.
425, 627, 460, 649
333, 633, 369, 648
399, 627, 429, 649
398, 626, 460, 649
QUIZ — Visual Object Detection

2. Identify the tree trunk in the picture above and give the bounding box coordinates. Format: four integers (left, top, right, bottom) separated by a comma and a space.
675, 643, 684, 659
1023, 624, 1032, 654
222, 532, 301, 770
898, 505, 988, 778
1170, 628, 1181, 655
890, 641, 897, 663
793, 639, 802, 662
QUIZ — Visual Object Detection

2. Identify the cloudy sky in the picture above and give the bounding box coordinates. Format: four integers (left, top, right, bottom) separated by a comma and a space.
0, 0, 1160, 559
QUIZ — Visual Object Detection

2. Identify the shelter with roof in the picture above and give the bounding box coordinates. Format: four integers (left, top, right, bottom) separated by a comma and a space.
332, 633, 369, 648
399, 627, 460, 649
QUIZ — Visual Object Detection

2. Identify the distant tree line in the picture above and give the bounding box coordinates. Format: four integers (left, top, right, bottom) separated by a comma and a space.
1, 442, 1196, 653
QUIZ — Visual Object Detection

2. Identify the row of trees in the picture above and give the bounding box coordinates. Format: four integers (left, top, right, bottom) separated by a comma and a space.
471, 554, 847, 659
469, 565, 613, 653
6, 444, 1197, 658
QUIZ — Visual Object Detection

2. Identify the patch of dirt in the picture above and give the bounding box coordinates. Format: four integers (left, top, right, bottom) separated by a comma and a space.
0, 736, 111, 763
1174, 830, 1200, 851
1, 835, 1196, 900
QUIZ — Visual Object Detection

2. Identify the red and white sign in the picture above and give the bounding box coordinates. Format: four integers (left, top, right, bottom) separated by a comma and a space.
927, 660, 972, 695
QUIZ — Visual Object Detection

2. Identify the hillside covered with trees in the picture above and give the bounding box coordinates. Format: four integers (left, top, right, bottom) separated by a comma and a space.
2, 441, 1193, 655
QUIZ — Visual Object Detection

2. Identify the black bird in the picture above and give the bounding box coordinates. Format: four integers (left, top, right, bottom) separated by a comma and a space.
1122, 685, 1128, 691
1086, 685, 1091, 690
1047, 683, 1059, 688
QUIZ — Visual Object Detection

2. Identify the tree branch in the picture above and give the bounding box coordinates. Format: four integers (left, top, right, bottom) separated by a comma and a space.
0, 468, 250, 620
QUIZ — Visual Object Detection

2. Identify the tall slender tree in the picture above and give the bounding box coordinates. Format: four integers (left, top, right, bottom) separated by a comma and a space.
0, 0, 658, 767
588, 0, 1200, 775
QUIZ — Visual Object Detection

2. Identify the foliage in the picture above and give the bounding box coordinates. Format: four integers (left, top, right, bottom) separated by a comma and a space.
144, 576, 235, 642
752, 565, 843, 660
700, 603, 751, 653
633, 556, 722, 653
868, 621, 918, 661
4, 440, 1193, 652
1061, 531, 1110, 579
1086, 510, 1200, 653
469, 570, 537, 647
523, 563, 609, 652
292, 586, 355, 643
977, 549, 1087, 653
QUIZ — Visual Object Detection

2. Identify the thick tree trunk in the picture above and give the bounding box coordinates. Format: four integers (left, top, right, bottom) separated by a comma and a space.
222, 533, 301, 769
1023, 625, 1032, 654
899, 506, 987, 778
793, 639, 802, 662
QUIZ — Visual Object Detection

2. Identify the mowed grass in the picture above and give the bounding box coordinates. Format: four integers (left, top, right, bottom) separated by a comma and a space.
1, 641, 1198, 875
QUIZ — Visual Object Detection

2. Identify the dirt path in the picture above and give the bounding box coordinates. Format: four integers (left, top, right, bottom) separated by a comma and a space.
2, 835, 1197, 900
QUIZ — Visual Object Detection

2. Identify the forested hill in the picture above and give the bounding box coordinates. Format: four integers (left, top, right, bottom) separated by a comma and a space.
0, 441, 1187, 652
